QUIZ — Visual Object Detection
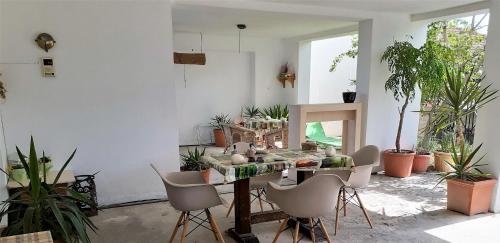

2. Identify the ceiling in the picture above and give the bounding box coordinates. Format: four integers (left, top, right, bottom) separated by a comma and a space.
246, 0, 483, 14
172, 5, 357, 38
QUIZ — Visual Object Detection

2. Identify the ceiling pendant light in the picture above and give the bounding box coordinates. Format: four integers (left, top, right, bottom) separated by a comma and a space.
237, 24, 246, 53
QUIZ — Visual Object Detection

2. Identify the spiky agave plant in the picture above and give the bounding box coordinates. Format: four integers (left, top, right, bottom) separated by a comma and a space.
436, 142, 490, 186
180, 147, 208, 171
243, 105, 260, 119
0, 137, 97, 243
260, 105, 288, 119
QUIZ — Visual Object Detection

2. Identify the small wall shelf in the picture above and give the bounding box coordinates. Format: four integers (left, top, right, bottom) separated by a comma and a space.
278, 73, 295, 88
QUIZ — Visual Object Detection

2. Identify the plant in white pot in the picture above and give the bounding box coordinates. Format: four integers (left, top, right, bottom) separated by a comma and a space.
380, 40, 421, 178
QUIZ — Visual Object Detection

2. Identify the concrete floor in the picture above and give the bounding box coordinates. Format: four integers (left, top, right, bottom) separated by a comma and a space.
89, 172, 500, 243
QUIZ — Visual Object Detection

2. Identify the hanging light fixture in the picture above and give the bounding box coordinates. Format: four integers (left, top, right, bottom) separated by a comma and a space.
237, 24, 246, 53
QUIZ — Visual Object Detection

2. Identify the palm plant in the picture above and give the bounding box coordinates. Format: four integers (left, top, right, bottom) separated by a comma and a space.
381, 40, 421, 153
0, 137, 97, 243
436, 142, 489, 185
423, 66, 498, 144
243, 105, 260, 119
180, 147, 208, 171
260, 105, 289, 120
209, 113, 231, 130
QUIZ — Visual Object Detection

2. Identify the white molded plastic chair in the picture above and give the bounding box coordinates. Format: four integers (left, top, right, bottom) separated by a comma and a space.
151, 164, 225, 243
317, 145, 380, 235
267, 174, 344, 243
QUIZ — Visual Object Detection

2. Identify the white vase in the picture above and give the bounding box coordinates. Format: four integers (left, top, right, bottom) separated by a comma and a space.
325, 146, 336, 157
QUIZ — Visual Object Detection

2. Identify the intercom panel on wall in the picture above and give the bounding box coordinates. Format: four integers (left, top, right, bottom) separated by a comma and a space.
41, 57, 55, 77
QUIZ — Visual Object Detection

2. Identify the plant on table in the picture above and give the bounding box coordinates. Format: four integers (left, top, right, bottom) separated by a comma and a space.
380, 39, 421, 177
210, 113, 232, 147
0, 137, 97, 242
436, 142, 497, 215
260, 105, 289, 120
243, 105, 260, 119
180, 147, 210, 183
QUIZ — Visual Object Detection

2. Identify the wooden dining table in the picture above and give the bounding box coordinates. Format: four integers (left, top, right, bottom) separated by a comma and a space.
201, 149, 354, 243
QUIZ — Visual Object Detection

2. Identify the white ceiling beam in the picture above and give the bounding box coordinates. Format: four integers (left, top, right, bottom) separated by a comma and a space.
411, 1, 490, 22
172, 0, 396, 22
286, 24, 358, 43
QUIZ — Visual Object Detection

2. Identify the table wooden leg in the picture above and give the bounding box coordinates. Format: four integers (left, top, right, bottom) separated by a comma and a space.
227, 178, 260, 243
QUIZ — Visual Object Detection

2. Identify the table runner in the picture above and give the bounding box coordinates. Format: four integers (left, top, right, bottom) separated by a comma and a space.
0, 231, 53, 243
201, 149, 353, 183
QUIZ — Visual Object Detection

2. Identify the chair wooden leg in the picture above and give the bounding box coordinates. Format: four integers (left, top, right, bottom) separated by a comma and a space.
256, 189, 264, 212
354, 190, 373, 229
318, 218, 332, 243
309, 218, 316, 243
335, 190, 341, 235
205, 209, 219, 241
226, 198, 235, 218
179, 212, 190, 243
293, 220, 300, 243
272, 217, 289, 243
207, 210, 226, 243
343, 187, 347, 216
168, 212, 185, 243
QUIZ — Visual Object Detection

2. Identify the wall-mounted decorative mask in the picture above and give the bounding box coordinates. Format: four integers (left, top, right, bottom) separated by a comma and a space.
35, 33, 56, 52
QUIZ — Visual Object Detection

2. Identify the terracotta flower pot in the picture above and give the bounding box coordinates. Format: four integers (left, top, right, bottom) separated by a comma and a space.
213, 128, 226, 147
383, 150, 415, 178
434, 151, 455, 172
447, 178, 497, 216
412, 153, 431, 173
200, 169, 210, 183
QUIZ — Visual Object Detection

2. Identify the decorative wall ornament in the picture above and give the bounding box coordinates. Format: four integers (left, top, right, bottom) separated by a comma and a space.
35, 33, 56, 52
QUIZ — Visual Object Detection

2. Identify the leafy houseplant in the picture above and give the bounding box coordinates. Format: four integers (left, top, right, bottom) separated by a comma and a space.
210, 114, 231, 147
380, 40, 421, 178
0, 137, 97, 242
437, 142, 497, 216
180, 147, 210, 183
329, 35, 359, 103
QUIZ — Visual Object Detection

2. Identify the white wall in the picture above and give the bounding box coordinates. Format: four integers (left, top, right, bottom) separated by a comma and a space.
174, 51, 253, 145
474, 0, 500, 212
173, 32, 294, 145
356, 16, 427, 163
309, 35, 357, 104
0, 0, 6, 228
0, 1, 179, 206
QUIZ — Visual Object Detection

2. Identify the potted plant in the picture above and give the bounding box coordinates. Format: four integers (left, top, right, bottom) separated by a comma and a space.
437, 142, 496, 216
342, 80, 357, 103
433, 131, 457, 172
380, 40, 421, 178
330, 35, 358, 103
0, 137, 97, 242
210, 113, 231, 147
423, 66, 498, 172
413, 136, 437, 173
180, 147, 210, 183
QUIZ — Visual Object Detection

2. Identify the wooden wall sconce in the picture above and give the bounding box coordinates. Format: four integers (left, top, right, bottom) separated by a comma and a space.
173, 52, 206, 65
278, 73, 295, 88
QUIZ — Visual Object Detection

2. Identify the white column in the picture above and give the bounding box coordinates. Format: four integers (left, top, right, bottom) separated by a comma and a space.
0, 0, 7, 228
474, 0, 500, 213
356, 15, 427, 168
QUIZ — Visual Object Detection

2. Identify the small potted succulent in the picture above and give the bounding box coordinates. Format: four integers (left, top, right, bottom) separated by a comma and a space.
437, 142, 497, 216
210, 113, 231, 147
180, 147, 210, 183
